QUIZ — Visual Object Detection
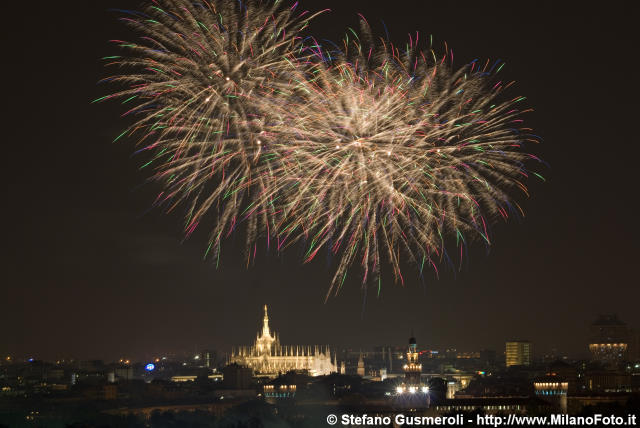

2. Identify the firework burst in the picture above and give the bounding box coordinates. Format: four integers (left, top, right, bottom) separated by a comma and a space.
262, 23, 544, 296
99, 6, 543, 298
96, 0, 326, 259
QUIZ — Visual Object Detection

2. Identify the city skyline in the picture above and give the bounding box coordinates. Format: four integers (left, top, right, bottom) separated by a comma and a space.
3, 0, 639, 363
4, 302, 637, 364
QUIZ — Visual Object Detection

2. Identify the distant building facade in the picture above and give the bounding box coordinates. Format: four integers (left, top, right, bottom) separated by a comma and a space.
630, 329, 640, 361
356, 353, 365, 377
505, 341, 532, 367
229, 305, 336, 377
534, 376, 568, 413
588, 314, 629, 363
222, 364, 253, 389
584, 371, 632, 393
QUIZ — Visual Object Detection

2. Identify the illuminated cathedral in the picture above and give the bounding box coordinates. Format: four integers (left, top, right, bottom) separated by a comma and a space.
229, 305, 337, 377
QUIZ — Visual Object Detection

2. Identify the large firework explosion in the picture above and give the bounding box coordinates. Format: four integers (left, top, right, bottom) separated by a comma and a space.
96, 0, 326, 258
99, 3, 543, 297
261, 22, 544, 296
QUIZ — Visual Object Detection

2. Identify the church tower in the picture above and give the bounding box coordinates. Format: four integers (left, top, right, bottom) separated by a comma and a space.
404, 336, 422, 385
394, 335, 429, 407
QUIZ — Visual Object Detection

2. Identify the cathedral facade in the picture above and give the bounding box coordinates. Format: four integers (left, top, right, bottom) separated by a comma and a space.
229, 305, 337, 377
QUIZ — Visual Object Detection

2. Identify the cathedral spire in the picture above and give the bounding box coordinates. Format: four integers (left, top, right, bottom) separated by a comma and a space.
230, 303, 338, 376
262, 304, 270, 337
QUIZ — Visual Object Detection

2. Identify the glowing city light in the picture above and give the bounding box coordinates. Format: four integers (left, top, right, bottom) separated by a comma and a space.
145, 363, 155, 371
396, 386, 404, 394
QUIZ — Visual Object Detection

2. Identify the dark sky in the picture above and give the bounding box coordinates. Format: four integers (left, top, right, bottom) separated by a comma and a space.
3, 1, 638, 362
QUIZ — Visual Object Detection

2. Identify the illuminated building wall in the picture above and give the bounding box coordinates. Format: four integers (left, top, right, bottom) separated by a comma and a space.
589, 314, 629, 363
533, 377, 568, 413
263, 384, 297, 403
585, 371, 632, 393
505, 341, 532, 367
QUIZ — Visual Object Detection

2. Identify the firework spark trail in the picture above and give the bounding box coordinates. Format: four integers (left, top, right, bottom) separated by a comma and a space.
259, 21, 543, 297
99, 5, 543, 298
96, 0, 326, 259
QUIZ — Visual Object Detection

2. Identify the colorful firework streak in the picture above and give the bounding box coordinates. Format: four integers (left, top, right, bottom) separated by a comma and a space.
98, 4, 543, 298
96, 0, 326, 259
258, 21, 544, 297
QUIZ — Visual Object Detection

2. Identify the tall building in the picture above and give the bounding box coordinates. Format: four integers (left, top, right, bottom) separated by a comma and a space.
396, 336, 429, 402
202, 350, 215, 368
505, 341, 532, 367
588, 314, 629, 363
229, 305, 337, 377
404, 337, 422, 385
357, 353, 365, 377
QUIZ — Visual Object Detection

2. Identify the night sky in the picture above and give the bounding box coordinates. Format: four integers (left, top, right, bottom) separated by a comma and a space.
3, 1, 638, 362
